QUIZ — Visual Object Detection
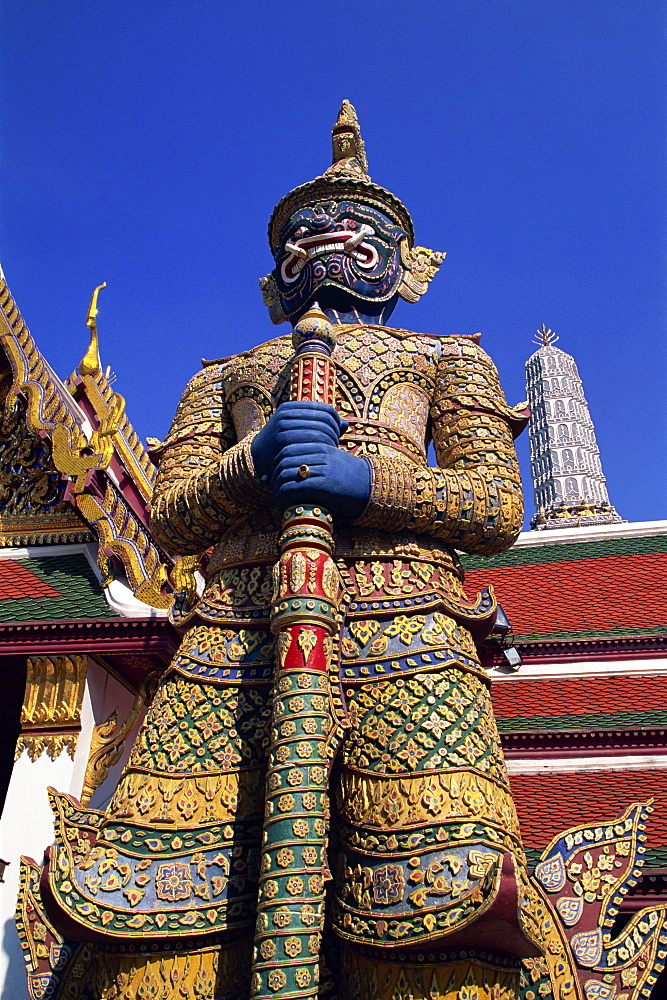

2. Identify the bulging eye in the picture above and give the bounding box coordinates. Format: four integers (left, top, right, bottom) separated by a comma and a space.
294, 226, 308, 238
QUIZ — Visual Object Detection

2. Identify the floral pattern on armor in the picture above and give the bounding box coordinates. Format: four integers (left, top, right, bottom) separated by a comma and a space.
340, 608, 479, 674
150, 326, 526, 597
332, 327, 439, 388
128, 674, 271, 775
41, 323, 534, 970
342, 669, 507, 779
339, 948, 520, 1000
171, 622, 276, 682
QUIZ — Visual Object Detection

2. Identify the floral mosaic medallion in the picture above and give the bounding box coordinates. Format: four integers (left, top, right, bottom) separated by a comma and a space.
155, 862, 193, 902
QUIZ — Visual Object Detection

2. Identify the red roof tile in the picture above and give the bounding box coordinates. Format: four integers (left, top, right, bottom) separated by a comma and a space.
0, 560, 61, 600
509, 769, 667, 850
464, 552, 667, 636
492, 675, 667, 718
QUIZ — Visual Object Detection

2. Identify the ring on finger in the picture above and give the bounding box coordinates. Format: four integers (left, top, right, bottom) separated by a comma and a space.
297, 464, 310, 480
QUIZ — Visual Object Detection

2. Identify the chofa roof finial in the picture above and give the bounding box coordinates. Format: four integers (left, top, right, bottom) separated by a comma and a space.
79, 282, 106, 376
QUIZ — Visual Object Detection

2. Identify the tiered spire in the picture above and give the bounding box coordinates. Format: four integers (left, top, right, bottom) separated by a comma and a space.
325, 99, 369, 180
525, 325, 623, 530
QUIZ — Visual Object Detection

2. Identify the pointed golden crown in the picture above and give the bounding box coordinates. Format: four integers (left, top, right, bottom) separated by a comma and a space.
326, 99, 369, 179
268, 101, 414, 251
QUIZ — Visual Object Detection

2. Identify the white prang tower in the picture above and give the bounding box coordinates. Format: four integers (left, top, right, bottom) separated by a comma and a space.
525, 324, 623, 530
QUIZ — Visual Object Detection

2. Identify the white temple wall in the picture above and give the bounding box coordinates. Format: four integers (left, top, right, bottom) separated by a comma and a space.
0, 658, 140, 999
84, 657, 143, 811
0, 747, 83, 998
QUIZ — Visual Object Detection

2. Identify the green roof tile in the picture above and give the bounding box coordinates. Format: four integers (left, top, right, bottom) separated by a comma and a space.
498, 709, 667, 733
0, 554, 118, 622
460, 533, 667, 571
514, 626, 667, 643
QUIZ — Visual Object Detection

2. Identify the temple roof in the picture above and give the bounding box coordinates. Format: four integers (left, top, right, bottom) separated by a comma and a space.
492, 675, 667, 733
466, 520, 667, 890
0, 273, 171, 611
461, 529, 667, 643
510, 770, 667, 870
0, 552, 116, 622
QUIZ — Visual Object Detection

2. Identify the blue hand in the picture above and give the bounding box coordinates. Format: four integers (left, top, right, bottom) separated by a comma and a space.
270, 442, 371, 520
250, 401, 344, 481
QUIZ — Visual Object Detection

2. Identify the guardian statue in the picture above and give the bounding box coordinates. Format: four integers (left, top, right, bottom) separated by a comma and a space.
36, 102, 546, 1000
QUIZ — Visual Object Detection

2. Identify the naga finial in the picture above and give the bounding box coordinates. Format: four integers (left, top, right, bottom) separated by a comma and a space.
79, 282, 107, 376
533, 322, 559, 347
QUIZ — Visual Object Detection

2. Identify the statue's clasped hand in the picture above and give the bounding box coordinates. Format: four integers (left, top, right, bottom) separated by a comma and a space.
250, 401, 371, 520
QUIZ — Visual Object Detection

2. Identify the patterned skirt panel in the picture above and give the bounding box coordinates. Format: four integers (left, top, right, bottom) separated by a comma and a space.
332, 592, 524, 951
89, 555, 524, 951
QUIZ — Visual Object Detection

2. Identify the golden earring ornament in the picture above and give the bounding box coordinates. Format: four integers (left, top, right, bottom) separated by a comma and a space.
397, 239, 447, 303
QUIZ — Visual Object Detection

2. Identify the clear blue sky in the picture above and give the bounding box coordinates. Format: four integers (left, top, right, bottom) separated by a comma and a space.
2, 1, 665, 526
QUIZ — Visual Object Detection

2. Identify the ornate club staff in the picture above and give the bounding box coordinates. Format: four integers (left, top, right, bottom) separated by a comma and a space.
251, 306, 346, 1000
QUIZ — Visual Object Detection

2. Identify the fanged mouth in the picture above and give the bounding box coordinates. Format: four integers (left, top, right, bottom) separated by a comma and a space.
280, 227, 380, 283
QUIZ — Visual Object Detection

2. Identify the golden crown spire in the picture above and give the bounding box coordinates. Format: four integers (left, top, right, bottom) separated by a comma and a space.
325, 99, 369, 180
268, 101, 414, 251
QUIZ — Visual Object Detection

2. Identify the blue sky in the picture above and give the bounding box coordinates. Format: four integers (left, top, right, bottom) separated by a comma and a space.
2, 1, 665, 526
